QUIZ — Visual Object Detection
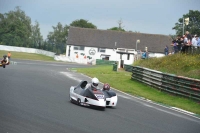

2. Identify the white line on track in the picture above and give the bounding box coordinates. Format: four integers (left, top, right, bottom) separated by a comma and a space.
17, 62, 67, 66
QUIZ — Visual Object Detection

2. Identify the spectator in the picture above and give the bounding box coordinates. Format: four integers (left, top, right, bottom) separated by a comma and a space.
141, 51, 147, 59
7, 51, 11, 60
171, 40, 178, 53
181, 34, 188, 53
185, 31, 192, 46
164, 45, 169, 55
192, 35, 197, 48
176, 36, 182, 52
197, 35, 200, 48
179, 37, 184, 51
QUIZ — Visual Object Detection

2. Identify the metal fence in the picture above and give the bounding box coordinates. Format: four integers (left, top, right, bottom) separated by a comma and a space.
124, 64, 133, 72
131, 66, 200, 101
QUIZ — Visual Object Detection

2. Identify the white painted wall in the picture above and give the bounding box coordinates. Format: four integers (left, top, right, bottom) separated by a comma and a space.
66, 45, 135, 66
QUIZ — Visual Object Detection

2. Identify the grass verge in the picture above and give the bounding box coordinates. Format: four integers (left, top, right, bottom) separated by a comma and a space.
134, 53, 200, 79
0, 50, 55, 61
75, 65, 200, 115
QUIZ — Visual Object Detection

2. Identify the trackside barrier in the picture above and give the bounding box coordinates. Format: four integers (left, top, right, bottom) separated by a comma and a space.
131, 66, 200, 101
124, 64, 133, 72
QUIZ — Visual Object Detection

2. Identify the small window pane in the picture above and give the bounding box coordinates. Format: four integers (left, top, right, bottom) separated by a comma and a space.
74, 46, 84, 50
74, 46, 79, 50
98, 48, 105, 53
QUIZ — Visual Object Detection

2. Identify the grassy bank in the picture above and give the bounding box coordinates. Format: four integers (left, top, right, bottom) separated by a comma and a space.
0, 50, 55, 61
75, 65, 200, 115
134, 53, 200, 79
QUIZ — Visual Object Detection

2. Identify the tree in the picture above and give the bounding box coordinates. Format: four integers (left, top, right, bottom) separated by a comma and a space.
0, 6, 32, 47
107, 27, 125, 31
107, 19, 125, 32
173, 10, 200, 36
70, 19, 97, 29
30, 21, 43, 48
47, 22, 69, 54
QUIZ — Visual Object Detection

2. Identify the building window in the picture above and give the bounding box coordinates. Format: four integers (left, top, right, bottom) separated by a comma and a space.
117, 48, 126, 52
102, 57, 109, 60
74, 46, 84, 50
98, 48, 106, 53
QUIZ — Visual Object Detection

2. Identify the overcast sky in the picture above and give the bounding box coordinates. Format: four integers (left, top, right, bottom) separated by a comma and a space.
0, 0, 200, 39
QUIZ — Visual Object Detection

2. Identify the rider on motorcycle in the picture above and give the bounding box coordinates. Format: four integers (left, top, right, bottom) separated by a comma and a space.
86, 77, 99, 91
1, 55, 9, 65
102, 83, 111, 91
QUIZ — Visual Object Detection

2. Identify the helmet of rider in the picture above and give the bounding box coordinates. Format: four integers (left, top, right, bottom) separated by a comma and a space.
3, 55, 7, 59
103, 83, 110, 91
91, 77, 99, 88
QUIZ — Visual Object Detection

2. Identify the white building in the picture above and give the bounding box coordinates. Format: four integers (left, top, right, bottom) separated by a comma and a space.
66, 27, 171, 67
66, 45, 136, 68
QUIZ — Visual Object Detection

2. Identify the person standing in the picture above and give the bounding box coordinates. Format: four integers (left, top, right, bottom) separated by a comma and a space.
185, 31, 192, 45
181, 34, 188, 53
176, 36, 182, 52
7, 51, 11, 60
171, 40, 178, 54
197, 35, 200, 49
192, 35, 197, 47
185, 31, 192, 53
164, 45, 169, 55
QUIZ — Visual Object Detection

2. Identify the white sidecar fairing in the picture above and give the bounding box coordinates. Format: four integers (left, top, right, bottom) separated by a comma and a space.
102, 90, 118, 107
69, 81, 106, 108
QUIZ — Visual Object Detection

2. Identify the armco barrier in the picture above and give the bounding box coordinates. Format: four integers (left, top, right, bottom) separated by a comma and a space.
131, 66, 200, 101
124, 64, 133, 72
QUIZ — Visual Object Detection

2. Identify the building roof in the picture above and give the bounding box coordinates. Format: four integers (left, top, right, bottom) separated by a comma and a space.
67, 26, 172, 53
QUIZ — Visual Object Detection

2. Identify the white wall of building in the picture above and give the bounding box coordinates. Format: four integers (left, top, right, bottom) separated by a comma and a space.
66, 45, 135, 66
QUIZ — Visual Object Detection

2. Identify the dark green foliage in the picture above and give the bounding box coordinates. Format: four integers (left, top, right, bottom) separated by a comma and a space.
30, 21, 43, 49
0, 7, 55, 52
107, 27, 125, 32
173, 10, 200, 35
47, 22, 69, 54
0, 6, 32, 46
70, 19, 97, 29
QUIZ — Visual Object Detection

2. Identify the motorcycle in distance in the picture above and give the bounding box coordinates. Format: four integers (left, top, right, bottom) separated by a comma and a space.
0, 55, 10, 68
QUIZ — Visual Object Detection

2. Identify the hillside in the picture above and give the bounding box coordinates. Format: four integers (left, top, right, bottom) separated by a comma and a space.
134, 53, 200, 79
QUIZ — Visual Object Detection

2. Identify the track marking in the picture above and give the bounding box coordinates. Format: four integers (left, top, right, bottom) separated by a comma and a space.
60, 72, 82, 82
17, 62, 67, 66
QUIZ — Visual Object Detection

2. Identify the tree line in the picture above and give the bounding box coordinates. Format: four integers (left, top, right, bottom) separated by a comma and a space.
0, 7, 199, 54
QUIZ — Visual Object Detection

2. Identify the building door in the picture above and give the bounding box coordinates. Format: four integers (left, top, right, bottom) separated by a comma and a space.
68, 46, 71, 56
120, 60, 124, 68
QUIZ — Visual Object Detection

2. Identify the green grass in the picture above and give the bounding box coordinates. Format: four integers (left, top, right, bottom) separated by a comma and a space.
75, 65, 200, 114
134, 53, 200, 79
0, 50, 55, 61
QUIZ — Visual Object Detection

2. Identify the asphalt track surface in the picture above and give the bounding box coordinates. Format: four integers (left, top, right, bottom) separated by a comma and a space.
0, 59, 200, 133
